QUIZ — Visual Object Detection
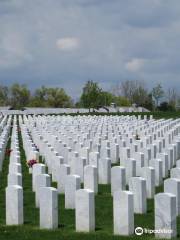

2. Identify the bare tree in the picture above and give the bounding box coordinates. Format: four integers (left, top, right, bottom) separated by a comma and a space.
120, 80, 135, 102
111, 80, 153, 109
118, 80, 147, 104
111, 82, 121, 97
152, 83, 164, 107
167, 88, 178, 108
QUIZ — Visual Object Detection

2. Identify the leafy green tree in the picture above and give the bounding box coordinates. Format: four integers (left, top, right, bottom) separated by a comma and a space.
10, 83, 30, 109
30, 86, 72, 108
114, 96, 131, 106
132, 86, 146, 105
79, 81, 131, 109
158, 101, 176, 112
142, 93, 154, 111
30, 86, 48, 107
93, 91, 131, 107
80, 80, 102, 111
99, 91, 115, 106
152, 83, 164, 107
0, 85, 9, 106
46, 88, 72, 107
131, 86, 154, 110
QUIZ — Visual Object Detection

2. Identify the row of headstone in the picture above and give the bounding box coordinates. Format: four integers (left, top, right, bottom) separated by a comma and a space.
25, 115, 179, 170
28, 130, 180, 195
0, 116, 11, 171
6, 117, 24, 225
22, 116, 180, 201
18, 115, 180, 237
18, 116, 113, 231
18, 117, 86, 229
20, 124, 39, 165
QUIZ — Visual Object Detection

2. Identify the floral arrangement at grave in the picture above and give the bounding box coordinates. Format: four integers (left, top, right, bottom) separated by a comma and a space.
135, 131, 140, 140
6, 149, 13, 156
135, 134, 140, 140
26, 159, 38, 168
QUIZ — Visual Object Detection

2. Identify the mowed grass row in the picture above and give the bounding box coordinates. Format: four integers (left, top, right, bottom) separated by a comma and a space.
0, 122, 179, 239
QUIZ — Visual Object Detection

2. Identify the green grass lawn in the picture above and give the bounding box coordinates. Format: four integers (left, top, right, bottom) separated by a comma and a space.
0, 124, 180, 239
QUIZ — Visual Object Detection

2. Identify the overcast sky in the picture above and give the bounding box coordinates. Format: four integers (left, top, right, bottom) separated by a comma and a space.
0, 0, 180, 98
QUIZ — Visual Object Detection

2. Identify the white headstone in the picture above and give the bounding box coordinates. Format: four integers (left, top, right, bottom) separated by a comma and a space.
125, 158, 136, 185
32, 163, 46, 191
9, 163, 22, 174
75, 189, 95, 232
164, 178, 180, 216
111, 166, 126, 196
113, 190, 134, 236
6, 185, 23, 225
141, 167, 155, 199
65, 175, 81, 209
35, 174, 51, 207
171, 167, 180, 179
84, 165, 98, 194
98, 158, 111, 184
39, 187, 58, 229
8, 173, 22, 186
149, 159, 163, 186
57, 164, 70, 193
155, 193, 176, 239
129, 177, 147, 214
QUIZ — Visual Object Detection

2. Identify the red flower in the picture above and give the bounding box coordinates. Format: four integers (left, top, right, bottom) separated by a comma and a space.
6, 149, 13, 156
26, 159, 38, 168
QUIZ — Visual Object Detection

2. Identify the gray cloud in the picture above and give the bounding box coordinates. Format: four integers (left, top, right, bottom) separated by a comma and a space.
0, 0, 180, 98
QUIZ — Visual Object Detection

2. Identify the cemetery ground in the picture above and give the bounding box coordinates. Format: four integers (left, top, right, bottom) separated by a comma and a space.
0, 121, 180, 240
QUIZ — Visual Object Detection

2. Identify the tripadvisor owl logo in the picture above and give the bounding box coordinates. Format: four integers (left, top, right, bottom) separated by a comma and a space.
135, 227, 143, 236
135, 227, 173, 236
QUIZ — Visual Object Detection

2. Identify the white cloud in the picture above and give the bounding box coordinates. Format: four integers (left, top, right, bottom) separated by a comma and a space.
125, 58, 145, 72
56, 37, 80, 51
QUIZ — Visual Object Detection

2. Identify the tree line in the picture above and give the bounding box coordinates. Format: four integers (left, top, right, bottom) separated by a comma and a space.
0, 81, 179, 111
